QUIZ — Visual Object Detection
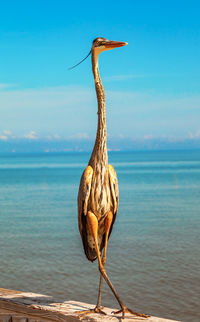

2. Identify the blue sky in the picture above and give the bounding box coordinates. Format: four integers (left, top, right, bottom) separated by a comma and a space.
0, 0, 200, 148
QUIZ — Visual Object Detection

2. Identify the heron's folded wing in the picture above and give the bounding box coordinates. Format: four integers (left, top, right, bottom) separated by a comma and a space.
108, 164, 119, 216
78, 165, 93, 232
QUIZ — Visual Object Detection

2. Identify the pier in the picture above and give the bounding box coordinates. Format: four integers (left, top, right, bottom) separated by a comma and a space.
0, 288, 179, 321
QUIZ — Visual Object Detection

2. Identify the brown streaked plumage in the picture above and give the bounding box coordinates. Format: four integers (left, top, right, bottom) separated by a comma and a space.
76, 37, 148, 319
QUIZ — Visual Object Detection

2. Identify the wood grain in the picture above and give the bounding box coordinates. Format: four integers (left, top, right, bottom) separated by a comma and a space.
0, 288, 179, 322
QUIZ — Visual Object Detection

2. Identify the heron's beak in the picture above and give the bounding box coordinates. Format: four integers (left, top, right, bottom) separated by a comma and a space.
104, 40, 128, 49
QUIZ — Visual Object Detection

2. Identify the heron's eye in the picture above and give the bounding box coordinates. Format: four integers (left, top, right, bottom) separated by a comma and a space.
93, 37, 106, 47
97, 41, 105, 47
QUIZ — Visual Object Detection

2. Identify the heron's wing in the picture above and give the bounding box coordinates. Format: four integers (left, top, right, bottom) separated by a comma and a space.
108, 164, 119, 238
78, 165, 93, 230
78, 165, 96, 261
108, 164, 119, 214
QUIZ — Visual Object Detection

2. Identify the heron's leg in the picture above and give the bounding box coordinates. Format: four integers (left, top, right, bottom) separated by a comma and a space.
96, 211, 113, 308
87, 211, 149, 319
77, 211, 149, 319
96, 273, 103, 308
77, 211, 106, 317
88, 212, 124, 308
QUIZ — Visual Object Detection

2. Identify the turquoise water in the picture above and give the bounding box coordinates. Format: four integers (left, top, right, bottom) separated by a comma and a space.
0, 151, 199, 322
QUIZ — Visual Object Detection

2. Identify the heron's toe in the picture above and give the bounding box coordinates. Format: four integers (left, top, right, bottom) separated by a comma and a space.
112, 306, 149, 319
76, 306, 107, 317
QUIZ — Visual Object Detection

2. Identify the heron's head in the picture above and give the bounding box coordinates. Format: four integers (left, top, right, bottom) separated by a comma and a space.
92, 37, 128, 55
69, 37, 127, 70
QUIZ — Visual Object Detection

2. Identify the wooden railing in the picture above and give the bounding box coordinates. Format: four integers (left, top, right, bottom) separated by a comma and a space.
0, 288, 179, 322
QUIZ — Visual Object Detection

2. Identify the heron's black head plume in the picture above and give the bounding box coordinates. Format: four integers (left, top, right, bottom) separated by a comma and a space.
68, 50, 91, 70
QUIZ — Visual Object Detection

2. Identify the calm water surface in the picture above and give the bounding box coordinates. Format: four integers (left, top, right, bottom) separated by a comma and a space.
0, 151, 199, 322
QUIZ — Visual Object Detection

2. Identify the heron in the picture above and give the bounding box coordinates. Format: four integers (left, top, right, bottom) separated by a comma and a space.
72, 37, 148, 319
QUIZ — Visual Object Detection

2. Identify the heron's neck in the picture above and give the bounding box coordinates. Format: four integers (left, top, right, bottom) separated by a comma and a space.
89, 51, 108, 167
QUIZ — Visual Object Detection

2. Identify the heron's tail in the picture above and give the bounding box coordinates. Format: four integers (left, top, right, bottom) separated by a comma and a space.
83, 244, 98, 262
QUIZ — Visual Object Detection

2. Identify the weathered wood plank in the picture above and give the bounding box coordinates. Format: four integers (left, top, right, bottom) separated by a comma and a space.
0, 288, 180, 322
0, 314, 12, 322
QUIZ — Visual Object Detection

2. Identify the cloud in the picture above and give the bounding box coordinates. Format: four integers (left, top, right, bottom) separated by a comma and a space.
143, 134, 153, 140
53, 134, 61, 139
0, 85, 96, 137
68, 133, 90, 140
188, 130, 200, 139
0, 84, 200, 139
3, 130, 12, 136
0, 128, 200, 153
0, 130, 14, 140
24, 131, 38, 140
0, 135, 8, 141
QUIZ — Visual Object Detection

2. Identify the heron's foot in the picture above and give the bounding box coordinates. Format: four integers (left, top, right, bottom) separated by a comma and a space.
112, 306, 149, 319
77, 306, 106, 317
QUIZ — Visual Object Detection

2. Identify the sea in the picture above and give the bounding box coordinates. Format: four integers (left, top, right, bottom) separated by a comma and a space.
0, 150, 199, 322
